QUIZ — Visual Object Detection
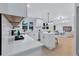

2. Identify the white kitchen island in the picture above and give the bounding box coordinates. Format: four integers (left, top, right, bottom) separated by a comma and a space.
40, 32, 57, 50
2, 35, 43, 56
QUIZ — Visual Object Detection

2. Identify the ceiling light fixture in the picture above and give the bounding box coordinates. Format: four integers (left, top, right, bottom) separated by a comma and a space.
57, 16, 64, 20
27, 4, 30, 8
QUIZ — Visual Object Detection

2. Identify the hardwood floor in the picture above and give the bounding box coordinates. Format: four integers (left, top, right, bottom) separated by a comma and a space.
42, 37, 74, 56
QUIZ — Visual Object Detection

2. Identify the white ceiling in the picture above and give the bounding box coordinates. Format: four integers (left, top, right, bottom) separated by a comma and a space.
27, 3, 74, 19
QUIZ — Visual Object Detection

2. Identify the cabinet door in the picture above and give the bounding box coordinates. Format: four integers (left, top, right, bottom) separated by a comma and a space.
32, 32, 38, 41
8, 3, 27, 17
28, 32, 38, 41
41, 34, 56, 49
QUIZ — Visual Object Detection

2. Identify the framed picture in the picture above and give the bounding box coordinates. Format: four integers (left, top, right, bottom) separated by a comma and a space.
29, 22, 33, 31
63, 26, 72, 32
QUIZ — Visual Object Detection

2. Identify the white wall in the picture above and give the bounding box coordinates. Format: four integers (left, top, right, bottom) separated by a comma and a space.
2, 14, 13, 55
27, 3, 75, 32
75, 3, 79, 55
27, 3, 74, 19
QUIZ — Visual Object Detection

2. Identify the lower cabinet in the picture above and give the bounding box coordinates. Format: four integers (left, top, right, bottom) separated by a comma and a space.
27, 32, 38, 41
40, 33, 56, 50
28, 32, 57, 50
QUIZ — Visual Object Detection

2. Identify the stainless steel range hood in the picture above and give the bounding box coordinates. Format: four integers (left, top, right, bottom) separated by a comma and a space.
3, 14, 24, 27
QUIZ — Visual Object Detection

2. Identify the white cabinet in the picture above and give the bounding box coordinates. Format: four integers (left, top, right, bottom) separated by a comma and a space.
41, 32, 56, 50
8, 3, 27, 17
27, 32, 38, 41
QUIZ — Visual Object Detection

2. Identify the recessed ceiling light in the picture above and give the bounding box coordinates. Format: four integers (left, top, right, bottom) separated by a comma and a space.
27, 4, 30, 8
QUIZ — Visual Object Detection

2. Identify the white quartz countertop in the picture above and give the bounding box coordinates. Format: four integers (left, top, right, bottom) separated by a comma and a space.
7, 35, 43, 56
42, 32, 55, 34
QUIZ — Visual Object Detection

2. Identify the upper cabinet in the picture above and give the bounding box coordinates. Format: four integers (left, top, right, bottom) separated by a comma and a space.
8, 4, 27, 17
0, 3, 27, 17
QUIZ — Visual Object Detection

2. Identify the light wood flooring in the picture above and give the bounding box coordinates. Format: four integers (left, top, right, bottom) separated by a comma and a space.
42, 37, 74, 56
